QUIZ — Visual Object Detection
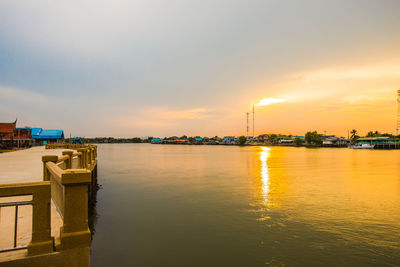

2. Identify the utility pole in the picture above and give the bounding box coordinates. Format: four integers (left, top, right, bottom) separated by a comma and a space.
252, 104, 255, 137
397, 89, 400, 135
246, 112, 249, 137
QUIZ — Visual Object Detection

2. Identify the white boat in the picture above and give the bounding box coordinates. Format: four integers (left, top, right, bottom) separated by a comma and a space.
349, 143, 375, 149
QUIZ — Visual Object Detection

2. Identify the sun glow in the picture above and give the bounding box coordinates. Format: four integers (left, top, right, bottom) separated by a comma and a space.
255, 98, 285, 107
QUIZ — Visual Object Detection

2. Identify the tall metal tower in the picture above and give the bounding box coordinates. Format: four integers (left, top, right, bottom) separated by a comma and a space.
397, 90, 400, 135
252, 104, 255, 137
246, 112, 249, 137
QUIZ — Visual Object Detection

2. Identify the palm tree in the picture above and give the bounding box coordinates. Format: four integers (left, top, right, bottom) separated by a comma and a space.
350, 129, 357, 139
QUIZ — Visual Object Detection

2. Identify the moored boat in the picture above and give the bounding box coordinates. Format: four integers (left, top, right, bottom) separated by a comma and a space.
349, 143, 375, 149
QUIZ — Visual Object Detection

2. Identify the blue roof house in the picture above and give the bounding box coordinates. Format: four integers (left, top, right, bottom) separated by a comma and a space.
32, 128, 64, 142
31, 128, 43, 138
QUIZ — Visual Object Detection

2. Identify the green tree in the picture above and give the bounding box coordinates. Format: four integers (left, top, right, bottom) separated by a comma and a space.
238, 136, 247, 145
350, 129, 360, 143
366, 131, 375, 137
350, 129, 357, 139
305, 131, 323, 145
131, 137, 142, 143
381, 132, 393, 137
294, 137, 303, 146
268, 134, 277, 143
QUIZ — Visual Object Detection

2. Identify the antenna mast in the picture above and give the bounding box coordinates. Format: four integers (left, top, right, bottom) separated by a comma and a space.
397, 90, 400, 135
252, 104, 255, 137
246, 112, 249, 136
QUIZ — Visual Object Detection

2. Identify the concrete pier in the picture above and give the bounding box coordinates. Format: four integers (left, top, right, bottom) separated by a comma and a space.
0, 147, 67, 253
0, 145, 97, 266
0, 147, 68, 184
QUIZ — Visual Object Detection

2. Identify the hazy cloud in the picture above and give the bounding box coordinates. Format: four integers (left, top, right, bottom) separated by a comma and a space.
0, 86, 53, 105
1, 0, 400, 136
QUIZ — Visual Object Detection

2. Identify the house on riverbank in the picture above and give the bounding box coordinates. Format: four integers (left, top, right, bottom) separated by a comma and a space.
0, 120, 34, 149
322, 135, 349, 147
0, 120, 65, 149
354, 137, 400, 149
31, 128, 64, 145
0, 120, 18, 149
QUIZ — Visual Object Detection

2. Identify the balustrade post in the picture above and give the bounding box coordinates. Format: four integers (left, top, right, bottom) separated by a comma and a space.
62, 150, 73, 169
0, 182, 53, 256
83, 148, 88, 169
28, 182, 53, 255
57, 170, 92, 250
93, 146, 97, 160
42, 155, 58, 181
77, 148, 86, 168
90, 147, 94, 164
86, 148, 91, 169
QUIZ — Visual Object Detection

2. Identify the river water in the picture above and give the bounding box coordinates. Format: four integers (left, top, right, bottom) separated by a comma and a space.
90, 144, 400, 266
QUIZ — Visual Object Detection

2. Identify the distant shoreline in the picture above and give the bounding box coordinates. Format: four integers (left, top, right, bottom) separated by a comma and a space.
85, 142, 348, 148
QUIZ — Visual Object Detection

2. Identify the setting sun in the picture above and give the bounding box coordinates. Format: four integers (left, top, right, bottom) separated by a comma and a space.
255, 98, 286, 107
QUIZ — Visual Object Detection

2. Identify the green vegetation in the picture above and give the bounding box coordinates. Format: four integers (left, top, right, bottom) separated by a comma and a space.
366, 131, 378, 137
75, 137, 143, 143
268, 134, 278, 143
66, 130, 399, 147
305, 131, 323, 145
366, 131, 395, 138
294, 137, 303, 146
350, 129, 360, 143
238, 136, 247, 145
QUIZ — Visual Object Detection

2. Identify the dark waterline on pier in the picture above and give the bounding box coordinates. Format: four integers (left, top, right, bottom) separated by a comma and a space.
90, 144, 400, 266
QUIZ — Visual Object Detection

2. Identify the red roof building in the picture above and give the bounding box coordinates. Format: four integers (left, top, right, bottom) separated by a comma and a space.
0, 119, 17, 140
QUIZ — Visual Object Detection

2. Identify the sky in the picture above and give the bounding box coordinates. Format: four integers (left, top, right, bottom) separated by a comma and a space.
1, 0, 400, 138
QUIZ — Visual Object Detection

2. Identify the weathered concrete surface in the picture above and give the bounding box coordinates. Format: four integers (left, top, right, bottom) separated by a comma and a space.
0, 147, 69, 184
0, 147, 66, 254
0, 246, 90, 267
0, 199, 63, 251
0, 146, 93, 266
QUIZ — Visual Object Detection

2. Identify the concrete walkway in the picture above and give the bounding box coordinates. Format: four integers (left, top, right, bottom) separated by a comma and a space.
0, 147, 69, 252
0, 146, 68, 184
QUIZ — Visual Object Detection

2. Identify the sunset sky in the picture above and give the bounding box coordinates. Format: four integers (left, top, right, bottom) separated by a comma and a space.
1, 0, 400, 137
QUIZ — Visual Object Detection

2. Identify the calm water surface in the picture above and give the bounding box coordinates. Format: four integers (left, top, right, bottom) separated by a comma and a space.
90, 144, 400, 266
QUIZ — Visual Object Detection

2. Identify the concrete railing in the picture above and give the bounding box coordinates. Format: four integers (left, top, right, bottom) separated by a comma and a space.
45, 143, 88, 150
0, 145, 98, 260
0, 182, 53, 256
46, 162, 92, 250
45, 144, 98, 201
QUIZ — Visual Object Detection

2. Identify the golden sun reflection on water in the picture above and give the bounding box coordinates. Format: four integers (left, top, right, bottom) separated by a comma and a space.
254, 146, 288, 210
252, 146, 400, 251
259, 147, 270, 204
